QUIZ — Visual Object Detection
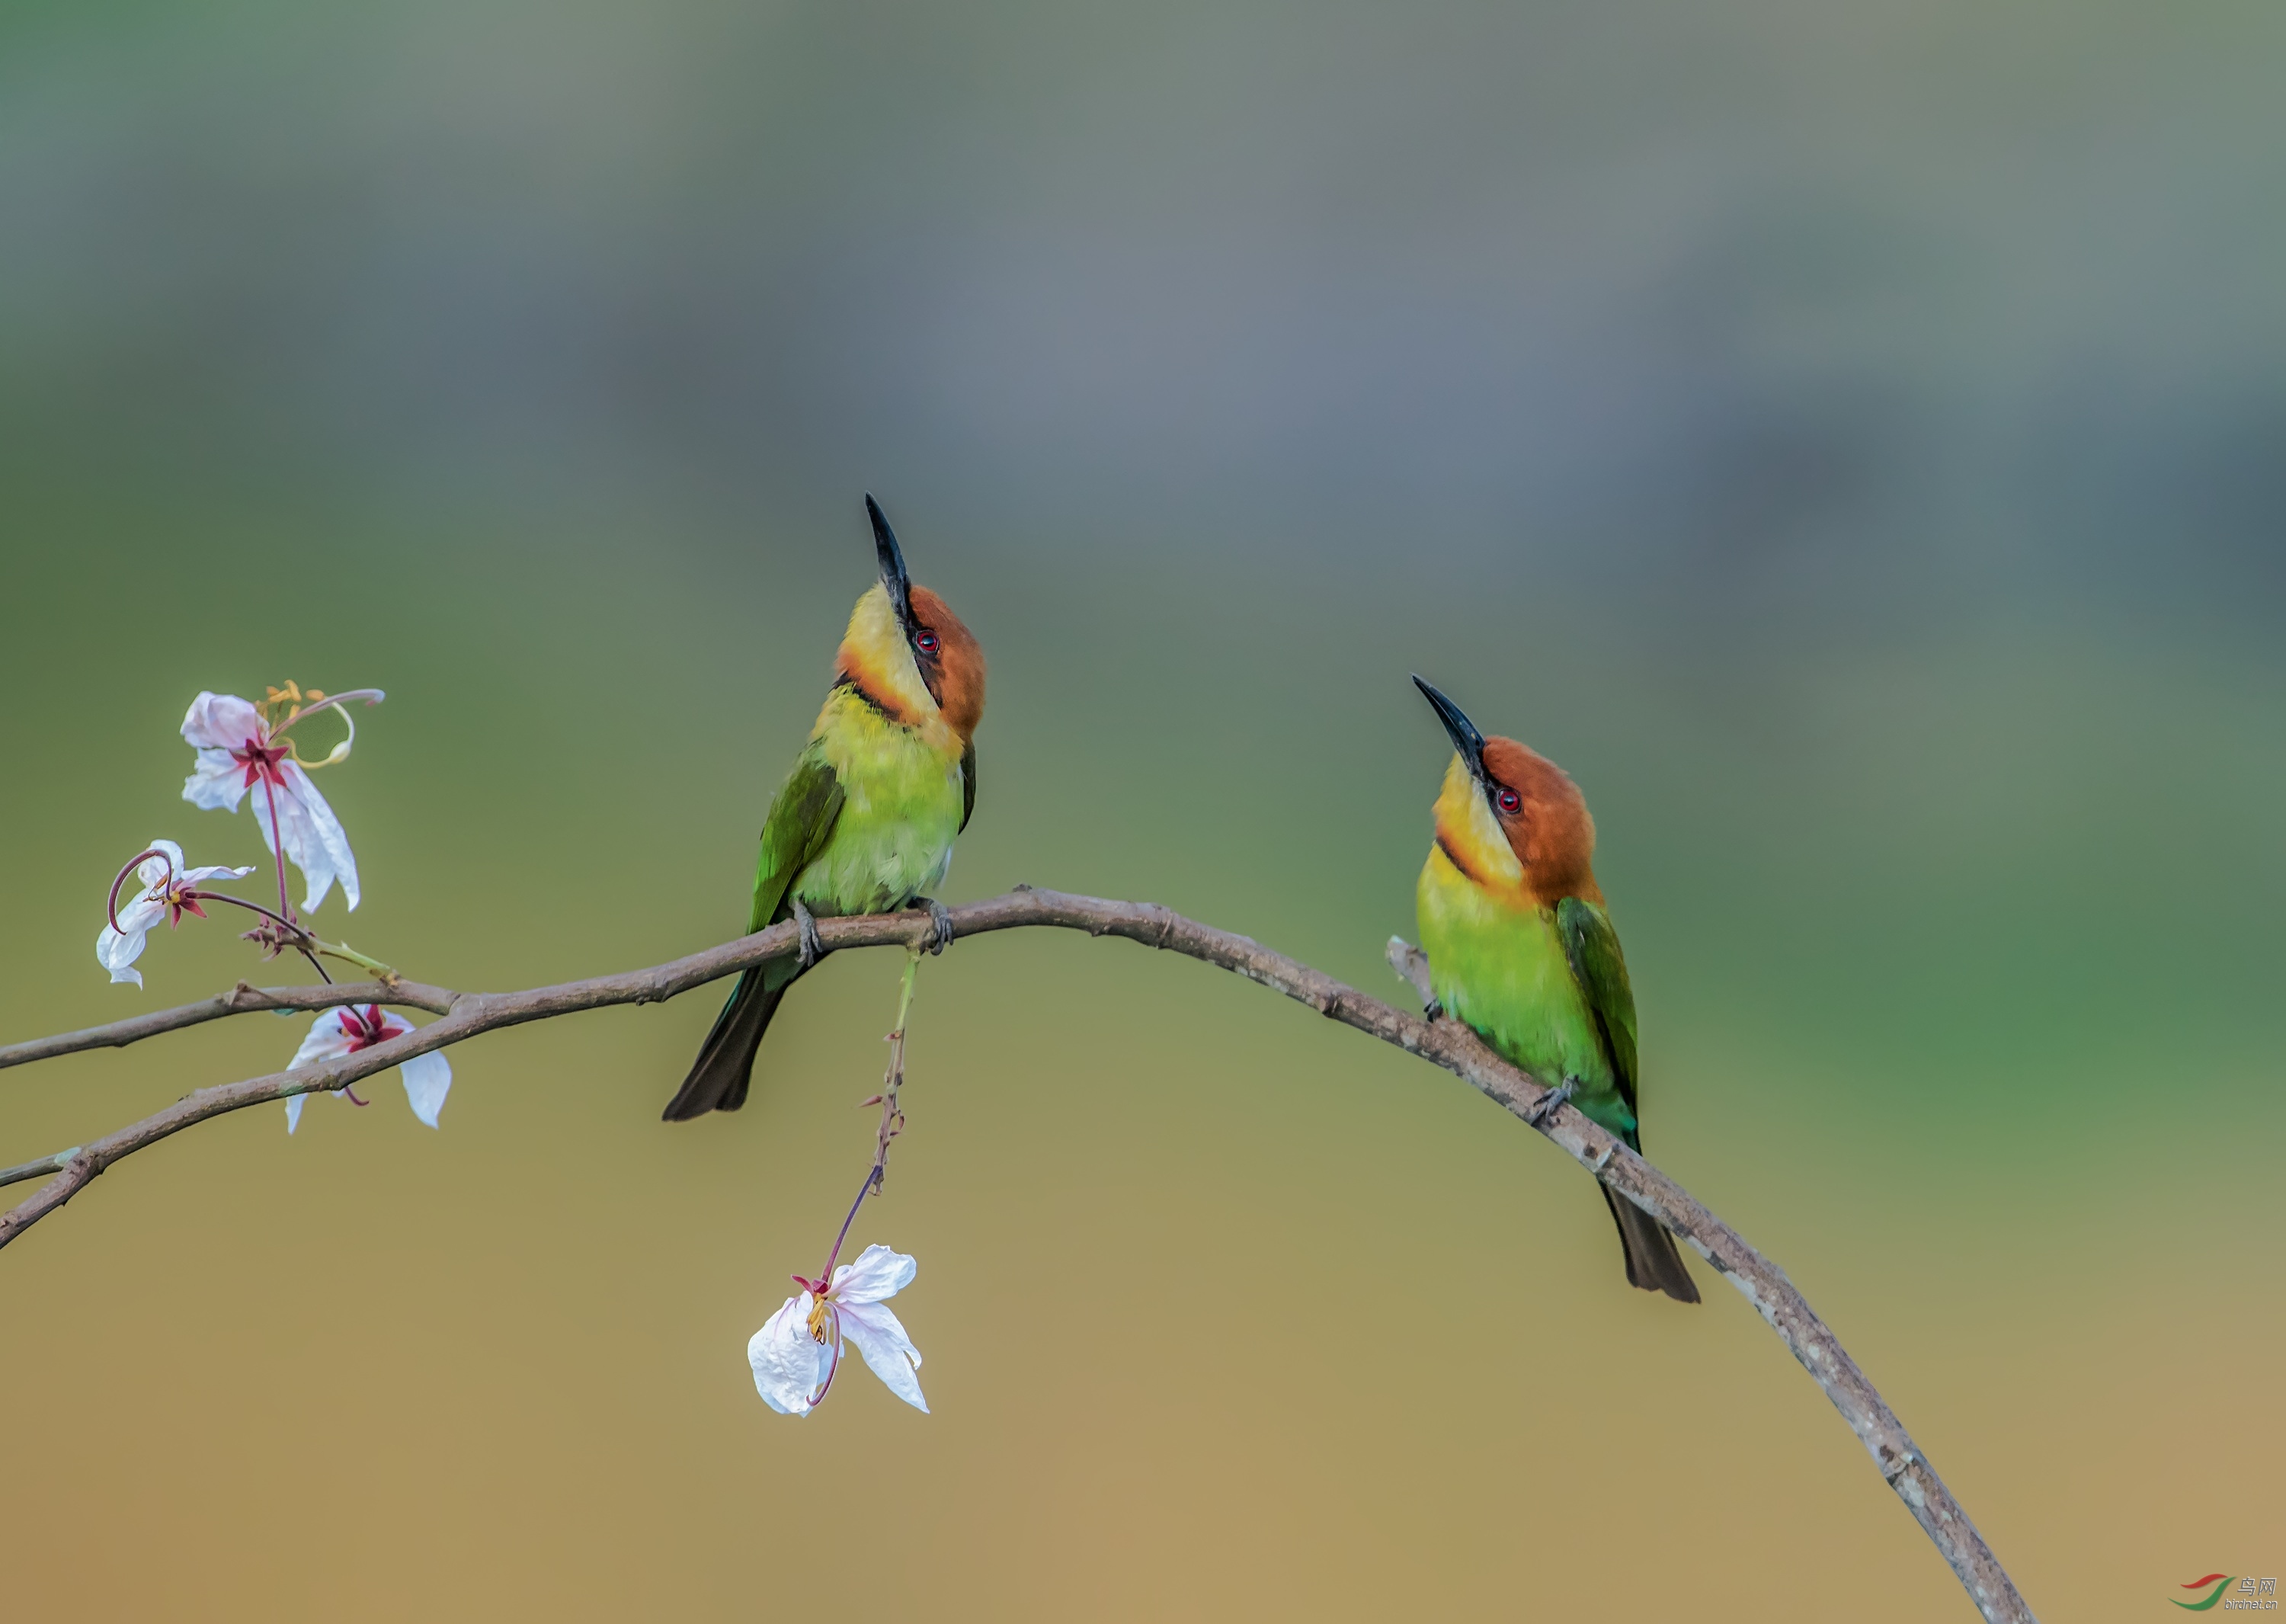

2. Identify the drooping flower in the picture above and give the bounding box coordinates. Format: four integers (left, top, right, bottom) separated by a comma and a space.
284, 1004, 453, 1133
180, 688, 380, 914
750, 1244, 927, 1416
95, 839, 258, 988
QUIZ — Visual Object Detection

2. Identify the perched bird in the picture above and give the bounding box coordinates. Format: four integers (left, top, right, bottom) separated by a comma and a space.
1410, 676, 1698, 1302
664, 498, 985, 1122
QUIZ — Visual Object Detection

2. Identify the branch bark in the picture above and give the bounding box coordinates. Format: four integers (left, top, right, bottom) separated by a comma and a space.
0, 979, 456, 1072
0, 886, 2035, 1622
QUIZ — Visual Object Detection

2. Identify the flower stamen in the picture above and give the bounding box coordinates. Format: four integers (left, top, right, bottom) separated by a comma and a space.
266, 687, 385, 770
280, 699, 358, 770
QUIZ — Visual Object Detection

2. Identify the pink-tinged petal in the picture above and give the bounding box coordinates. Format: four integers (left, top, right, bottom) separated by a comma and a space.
749, 1295, 830, 1415
182, 750, 249, 812
282, 761, 359, 912
835, 1299, 927, 1414
289, 1008, 357, 1068
181, 692, 263, 751
828, 1243, 916, 1306
399, 1050, 451, 1129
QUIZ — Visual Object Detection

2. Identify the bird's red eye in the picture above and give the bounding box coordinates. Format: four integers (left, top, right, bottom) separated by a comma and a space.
916, 629, 940, 654
1496, 786, 1522, 815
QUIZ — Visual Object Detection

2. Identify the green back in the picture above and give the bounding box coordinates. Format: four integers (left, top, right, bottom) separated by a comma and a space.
751, 746, 846, 931
1554, 895, 1640, 1140
1417, 853, 1645, 1145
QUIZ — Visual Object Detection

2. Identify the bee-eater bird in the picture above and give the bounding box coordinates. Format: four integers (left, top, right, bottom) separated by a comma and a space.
663, 497, 985, 1122
1410, 676, 1699, 1302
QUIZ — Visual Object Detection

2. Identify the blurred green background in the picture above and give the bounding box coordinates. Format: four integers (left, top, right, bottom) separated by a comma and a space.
2, 2, 2281, 1619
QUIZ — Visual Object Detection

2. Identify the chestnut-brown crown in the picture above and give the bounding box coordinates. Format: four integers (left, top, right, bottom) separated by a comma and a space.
908, 585, 985, 742
1480, 736, 1600, 905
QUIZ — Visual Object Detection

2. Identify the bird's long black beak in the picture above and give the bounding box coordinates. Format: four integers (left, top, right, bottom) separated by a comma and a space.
866, 494, 917, 636
1413, 675, 1489, 785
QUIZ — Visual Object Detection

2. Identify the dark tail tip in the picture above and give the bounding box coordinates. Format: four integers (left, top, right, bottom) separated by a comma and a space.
662, 966, 792, 1121
1603, 1186, 1701, 1304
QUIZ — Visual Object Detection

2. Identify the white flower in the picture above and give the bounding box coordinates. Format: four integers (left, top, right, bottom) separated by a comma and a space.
284, 1004, 453, 1133
750, 1244, 927, 1416
181, 690, 371, 914
95, 839, 257, 988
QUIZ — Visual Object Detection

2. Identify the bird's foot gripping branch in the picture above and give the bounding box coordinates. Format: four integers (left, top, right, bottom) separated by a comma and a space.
5, 679, 2036, 1622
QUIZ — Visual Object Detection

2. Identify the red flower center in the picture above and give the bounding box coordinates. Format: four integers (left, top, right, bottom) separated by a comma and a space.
232, 737, 293, 790
340, 1005, 399, 1051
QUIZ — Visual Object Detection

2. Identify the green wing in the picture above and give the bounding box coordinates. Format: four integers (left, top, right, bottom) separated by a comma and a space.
1555, 895, 1641, 1129
750, 748, 846, 931
959, 739, 978, 834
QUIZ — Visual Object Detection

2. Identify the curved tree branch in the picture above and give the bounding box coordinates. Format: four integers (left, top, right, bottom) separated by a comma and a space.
0, 980, 456, 1072
0, 886, 2035, 1623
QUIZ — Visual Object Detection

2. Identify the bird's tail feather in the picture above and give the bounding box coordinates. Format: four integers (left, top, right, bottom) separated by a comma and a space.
662, 957, 802, 1121
1601, 1185, 1701, 1303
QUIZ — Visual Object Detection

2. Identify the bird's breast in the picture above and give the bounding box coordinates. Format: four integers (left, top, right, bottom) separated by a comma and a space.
1416, 844, 1609, 1092
798, 691, 965, 915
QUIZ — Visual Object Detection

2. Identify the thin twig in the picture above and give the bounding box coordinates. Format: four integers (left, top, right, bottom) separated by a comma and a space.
0, 886, 2034, 1623
866, 948, 922, 1193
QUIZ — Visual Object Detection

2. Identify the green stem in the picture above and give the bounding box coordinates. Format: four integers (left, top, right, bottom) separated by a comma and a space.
868, 947, 923, 1193
893, 945, 920, 1033
309, 939, 399, 982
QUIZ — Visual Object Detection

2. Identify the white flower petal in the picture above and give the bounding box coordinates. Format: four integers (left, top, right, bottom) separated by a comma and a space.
139, 840, 188, 888
285, 1094, 306, 1133
837, 1299, 928, 1414
182, 749, 250, 812
250, 762, 358, 914
181, 693, 259, 751
95, 893, 169, 986
283, 761, 359, 912
251, 777, 324, 913
179, 863, 258, 885
829, 1243, 916, 1306
399, 1049, 451, 1129
117, 893, 170, 933
749, 1294, 830, 1415
290, 1008, 357, 1067
96, 924, 146, 986
181, 692, 264, 751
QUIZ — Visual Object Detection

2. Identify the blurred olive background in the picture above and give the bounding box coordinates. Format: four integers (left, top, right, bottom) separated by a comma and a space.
3, 2, 2282, 1619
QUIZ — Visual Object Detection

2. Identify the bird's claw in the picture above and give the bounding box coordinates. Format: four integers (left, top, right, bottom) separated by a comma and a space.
792, 898, 825, 970
1526, 1077, 1577, 1128
920, 897, 954, 956
1423, 996, 1444, 1022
